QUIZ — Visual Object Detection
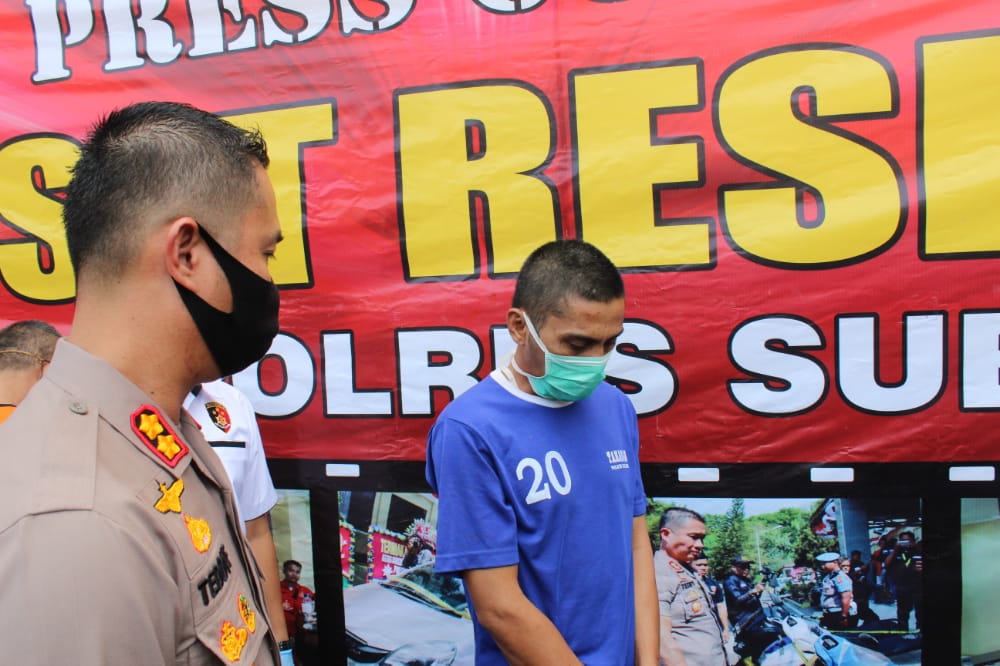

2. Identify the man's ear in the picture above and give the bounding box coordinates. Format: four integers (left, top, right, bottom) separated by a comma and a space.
506, 308, 528, 345
164, 217, 201, 288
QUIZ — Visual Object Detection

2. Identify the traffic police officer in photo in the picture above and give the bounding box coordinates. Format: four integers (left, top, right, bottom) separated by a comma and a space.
818, 552, 858, 629
0, 102, 285, 664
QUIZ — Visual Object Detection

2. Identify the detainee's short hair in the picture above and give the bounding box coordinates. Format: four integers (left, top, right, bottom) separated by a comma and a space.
283, 559, 302, 572
0, 320, 61, 371
63, 101, 270, 280
659, 506, 706, 531
512, 240, 624, 329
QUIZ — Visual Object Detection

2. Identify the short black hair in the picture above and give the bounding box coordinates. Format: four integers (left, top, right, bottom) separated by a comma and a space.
659, 506, 706, 531
63, 101, 269, 280
0, 320, 61, 371
511, 240, 624, 328
282, 559, 302, 572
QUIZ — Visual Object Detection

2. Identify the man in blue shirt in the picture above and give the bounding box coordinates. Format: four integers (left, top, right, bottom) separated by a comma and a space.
426, 240, 658, 665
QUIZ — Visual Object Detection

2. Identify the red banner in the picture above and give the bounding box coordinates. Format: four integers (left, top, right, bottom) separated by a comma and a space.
340, 520, 355, 583
2, 1, 999, 463
366, 527, 407, 582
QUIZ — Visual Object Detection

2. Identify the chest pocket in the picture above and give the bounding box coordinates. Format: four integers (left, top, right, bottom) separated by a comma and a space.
188, 562, 268, 665
681, 583, 709, 621
136, 476, 270, 665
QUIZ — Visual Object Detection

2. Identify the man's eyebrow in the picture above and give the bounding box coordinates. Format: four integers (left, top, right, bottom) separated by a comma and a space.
562, 328, 625, 344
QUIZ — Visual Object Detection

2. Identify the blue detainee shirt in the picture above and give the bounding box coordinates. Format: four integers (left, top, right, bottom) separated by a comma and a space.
426, 368, 646, 665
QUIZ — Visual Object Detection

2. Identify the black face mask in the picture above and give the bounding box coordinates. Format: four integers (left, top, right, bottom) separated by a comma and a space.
174, 224, 280, 377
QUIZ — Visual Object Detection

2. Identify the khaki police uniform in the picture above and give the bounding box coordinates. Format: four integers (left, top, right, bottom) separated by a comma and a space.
0, 340, 279, 665
654, 550, 728, 666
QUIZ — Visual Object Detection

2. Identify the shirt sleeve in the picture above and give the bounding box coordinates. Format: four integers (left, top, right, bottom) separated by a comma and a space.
1, 511, 176, 665
425, 415, 519, 574
624, 395, 647, 517
234, 390, 278, 521
653, 555, 679, 612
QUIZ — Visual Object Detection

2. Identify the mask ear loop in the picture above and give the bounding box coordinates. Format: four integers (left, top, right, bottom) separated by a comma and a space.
519, 309, 551, 355
509, 311, 547, 382
508, 310, 549, 382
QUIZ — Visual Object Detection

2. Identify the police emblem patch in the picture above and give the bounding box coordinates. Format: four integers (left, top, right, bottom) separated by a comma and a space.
184, 514, 213, 553
131, 406, 189, 468
205, 401, 232, 433
219, 620, 248, 662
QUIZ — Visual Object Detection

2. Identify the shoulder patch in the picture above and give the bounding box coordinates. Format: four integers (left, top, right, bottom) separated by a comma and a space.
205, 401, 232, 433
131, 405, 190, 468
668, 559, 684, 572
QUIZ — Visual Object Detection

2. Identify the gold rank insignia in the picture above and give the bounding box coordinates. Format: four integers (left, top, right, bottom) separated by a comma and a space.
131, 406, 189, 468
668, 560, 683, 572
154, 479, 185, 514
238, 595, 256, 633
205, 401, 232, 433
219, 620, 248, 662
184, 514, 213, 553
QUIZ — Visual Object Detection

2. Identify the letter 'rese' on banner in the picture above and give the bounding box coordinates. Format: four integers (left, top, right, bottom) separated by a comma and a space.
1, 1, 999, 464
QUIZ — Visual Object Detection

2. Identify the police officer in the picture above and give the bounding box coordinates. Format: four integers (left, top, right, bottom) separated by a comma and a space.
692, 553, 732, 647
724, 556, 781, 661
655, 507, 729, 666
0, 102, 284, 664
818, 552, 859, 629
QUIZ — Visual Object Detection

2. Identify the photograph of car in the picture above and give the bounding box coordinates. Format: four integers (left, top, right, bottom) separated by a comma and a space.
344, 564, 475, 666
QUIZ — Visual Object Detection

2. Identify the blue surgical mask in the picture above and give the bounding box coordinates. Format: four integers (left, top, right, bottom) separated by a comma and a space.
510, 310, 611, 402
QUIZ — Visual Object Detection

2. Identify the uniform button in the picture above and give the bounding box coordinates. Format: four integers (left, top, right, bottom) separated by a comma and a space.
69, 401, 88, 415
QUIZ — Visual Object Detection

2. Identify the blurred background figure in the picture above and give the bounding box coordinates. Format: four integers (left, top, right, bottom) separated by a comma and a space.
281, 559, 318, 665
0, 320, 60, 424
884, 530, 922, 631
692, 552, 732, 647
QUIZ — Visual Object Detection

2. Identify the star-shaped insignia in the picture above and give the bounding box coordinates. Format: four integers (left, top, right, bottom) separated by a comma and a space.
156, 434, 181, 460
154, 478, 185, 513
138, 412, 164, 440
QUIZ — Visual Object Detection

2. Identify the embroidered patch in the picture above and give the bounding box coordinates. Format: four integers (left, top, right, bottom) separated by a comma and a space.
692, 600, 703, 613
131, 406, 189, 468
205, 401, 232, 433
238, 595, 257, 633
219, 620, 248, 662
154, 479, 185, 514
184, 514, 212, 553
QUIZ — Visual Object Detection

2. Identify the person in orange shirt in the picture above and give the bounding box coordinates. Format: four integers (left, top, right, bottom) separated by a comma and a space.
0, 320, 60, 424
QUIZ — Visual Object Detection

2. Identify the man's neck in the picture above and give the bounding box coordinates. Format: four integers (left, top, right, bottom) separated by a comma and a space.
68, 301, 204, 422
0, 368, 42, 406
